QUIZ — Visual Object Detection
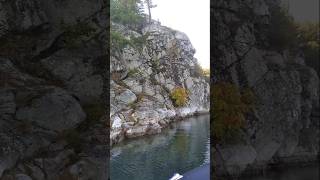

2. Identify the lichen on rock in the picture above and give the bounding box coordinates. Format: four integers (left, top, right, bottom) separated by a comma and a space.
110, 21, 210, 145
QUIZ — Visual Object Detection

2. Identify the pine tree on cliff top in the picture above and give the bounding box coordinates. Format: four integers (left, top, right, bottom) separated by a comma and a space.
144, 0, 157, 23
111, 0, 144, 25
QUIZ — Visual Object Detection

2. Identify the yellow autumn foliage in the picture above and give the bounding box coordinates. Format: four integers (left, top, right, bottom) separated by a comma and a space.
170, 87, 189, 107
212, 82, 255, 142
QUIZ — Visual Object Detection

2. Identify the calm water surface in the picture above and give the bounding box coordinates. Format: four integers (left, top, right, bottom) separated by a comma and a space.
110, 115, 210, 180
240, 165, 319, 180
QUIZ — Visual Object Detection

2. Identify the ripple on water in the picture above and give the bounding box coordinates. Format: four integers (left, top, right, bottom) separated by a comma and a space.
110, 115, 210, 180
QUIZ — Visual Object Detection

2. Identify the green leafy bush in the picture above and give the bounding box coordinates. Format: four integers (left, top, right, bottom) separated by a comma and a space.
110, 0, 147, 52
127, 68, 141, 77
110, 30, 131, 53
170, 87, 189, 107
212, 82, 255, 143
110, 30, 149, 56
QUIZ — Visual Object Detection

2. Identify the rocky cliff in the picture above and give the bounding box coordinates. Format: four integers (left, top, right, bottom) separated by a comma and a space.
0, 0, 107, 179
110, 21, 210, 145
212, 0, 319, 177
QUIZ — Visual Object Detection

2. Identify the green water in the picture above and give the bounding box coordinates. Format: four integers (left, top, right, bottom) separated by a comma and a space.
110, 114, 210, 180
240, 165, 319, 180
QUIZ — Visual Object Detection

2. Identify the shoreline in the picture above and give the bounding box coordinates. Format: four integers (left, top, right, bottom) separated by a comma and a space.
110, 114, 210, 180
110, 108, 209, 146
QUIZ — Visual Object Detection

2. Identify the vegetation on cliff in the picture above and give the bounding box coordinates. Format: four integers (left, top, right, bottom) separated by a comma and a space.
268, 5, 319, 73
110, 0, 144, 27
110, 0, 151, 57
170, 87, 189, 107
297, 22, 319, 74
212, 82, 255, 143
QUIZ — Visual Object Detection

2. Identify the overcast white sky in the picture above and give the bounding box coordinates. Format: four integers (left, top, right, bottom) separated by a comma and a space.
282, 0, 319, 23
140, 0, 319, 68
145, 0, 210, 69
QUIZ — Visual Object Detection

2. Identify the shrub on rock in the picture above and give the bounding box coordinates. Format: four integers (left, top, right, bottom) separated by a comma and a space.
212, 82, 255, 143
170, 87, 188, 107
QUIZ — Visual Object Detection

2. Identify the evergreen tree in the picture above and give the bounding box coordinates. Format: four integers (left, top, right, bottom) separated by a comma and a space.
144, 0, 157, 23
111, 0, 144, 26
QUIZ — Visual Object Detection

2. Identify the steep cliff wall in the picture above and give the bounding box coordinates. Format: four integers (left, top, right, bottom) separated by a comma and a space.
110, 21, 210, 145
212, 0, 319, 176
0, 0, 107, 179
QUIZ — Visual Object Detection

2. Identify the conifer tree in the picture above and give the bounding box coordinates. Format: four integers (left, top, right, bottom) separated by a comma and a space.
144, 0, 157, 23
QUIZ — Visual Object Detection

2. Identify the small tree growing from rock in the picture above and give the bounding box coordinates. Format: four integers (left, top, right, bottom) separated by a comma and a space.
144, 0, 157, 23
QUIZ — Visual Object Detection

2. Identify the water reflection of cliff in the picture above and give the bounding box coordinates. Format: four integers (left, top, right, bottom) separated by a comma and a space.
110, 115, 210, 180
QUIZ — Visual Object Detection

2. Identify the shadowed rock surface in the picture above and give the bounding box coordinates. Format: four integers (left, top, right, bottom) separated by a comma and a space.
212, 0, 319, 178
0, 0, 107, 179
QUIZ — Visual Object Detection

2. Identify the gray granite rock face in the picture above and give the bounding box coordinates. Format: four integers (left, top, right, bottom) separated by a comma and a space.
0, 0, 107, 179
39, 50, 104, 104
15, 88, 86, 132
110, 22, 210, 145
212, 0, 319, 176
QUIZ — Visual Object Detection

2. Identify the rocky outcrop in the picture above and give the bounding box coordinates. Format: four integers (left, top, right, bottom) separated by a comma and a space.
212, 0, 319, 177
110, 22, 210, 145
0, 0, 107, 179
